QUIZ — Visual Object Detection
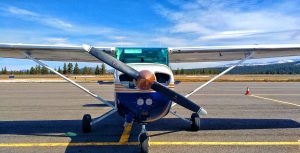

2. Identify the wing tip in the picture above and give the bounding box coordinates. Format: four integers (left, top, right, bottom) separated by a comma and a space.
82, 44, 92, 52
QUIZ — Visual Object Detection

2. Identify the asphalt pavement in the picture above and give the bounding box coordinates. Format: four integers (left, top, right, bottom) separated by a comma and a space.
0, 82, 299, 153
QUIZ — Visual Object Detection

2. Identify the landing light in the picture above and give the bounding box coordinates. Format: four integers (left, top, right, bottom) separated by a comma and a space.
145, 98, 153, 105
137, 98, 144, 106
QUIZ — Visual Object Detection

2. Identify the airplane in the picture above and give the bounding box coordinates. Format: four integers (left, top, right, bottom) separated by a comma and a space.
1, 43, 300, 153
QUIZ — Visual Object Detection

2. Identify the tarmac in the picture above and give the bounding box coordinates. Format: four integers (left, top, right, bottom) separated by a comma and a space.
0, 82, 299, 153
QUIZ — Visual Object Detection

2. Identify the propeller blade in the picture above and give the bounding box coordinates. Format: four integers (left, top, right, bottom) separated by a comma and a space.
151, 82, 207, 115
83, 45, 140, 79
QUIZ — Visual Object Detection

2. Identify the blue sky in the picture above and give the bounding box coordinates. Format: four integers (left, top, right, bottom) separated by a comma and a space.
1, 0, 300, 70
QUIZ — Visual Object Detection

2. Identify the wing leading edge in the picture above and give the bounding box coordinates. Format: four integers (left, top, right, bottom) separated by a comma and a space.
169, 44, 300, 63
0, 43, 114, 62
1, 43, 300, 63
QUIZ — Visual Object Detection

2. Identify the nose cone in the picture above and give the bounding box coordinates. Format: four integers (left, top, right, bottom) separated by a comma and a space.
136, 70, 156, 90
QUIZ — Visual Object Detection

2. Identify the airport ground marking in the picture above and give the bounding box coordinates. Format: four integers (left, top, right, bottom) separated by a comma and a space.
0, 141, 299, 147
119, 123, 133, 144
250, 94, 300, 107
150, 141, 300, 145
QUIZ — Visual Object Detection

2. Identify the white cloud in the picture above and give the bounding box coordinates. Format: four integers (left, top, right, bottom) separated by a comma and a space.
7, 7, 38, 16
42, 37, 78, 45
0, 6, 121, 45
171, 22, 212, 34
155, 0, 300, 45
2, 6, 117, 35
43, 18, 73, 28
44, 37, 67, 43
199, 30, 263, 40
4, 6, 74, 30
152, 37, 189, 46
95, 41, 138, 46
109, 36, 127, 40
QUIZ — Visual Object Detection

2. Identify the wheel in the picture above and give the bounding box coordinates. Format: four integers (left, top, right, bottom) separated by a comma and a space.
139, 132, 149, 153
82, 114, 92, 133
191, 113, 200, 131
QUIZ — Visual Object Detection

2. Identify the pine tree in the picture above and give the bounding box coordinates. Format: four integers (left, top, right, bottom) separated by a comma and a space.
101, 64, 106, 75
73, 63, 80, 74
29, 67, 35, 74
63, 63, 67, 74
41, 66, 49, 74
38, 65, 41, 74
180, 68, 184, 75
67, 63, 73, 74
95, 65, 100, 75
82, 66, 88, 74
58, 67, 63, 74
87, 67, 93, 74
175, 68, 180, 75
3, 67, 7, 74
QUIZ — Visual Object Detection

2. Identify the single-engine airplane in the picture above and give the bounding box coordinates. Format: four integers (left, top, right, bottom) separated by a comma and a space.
1, 43, 300, 153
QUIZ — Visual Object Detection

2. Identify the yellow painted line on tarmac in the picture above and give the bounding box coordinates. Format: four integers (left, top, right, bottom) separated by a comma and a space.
0, 141, 299, 147
0, 142, 138, 147
150, 141, 300, 145
119, 123, 133, 144
250, 94, 300, 107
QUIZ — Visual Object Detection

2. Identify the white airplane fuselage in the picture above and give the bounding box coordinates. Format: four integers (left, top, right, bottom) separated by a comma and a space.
114, 63, 175, 123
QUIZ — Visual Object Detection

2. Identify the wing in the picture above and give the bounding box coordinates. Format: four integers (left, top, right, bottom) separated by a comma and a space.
169, 44, 300, 63
0, 43, 114, 62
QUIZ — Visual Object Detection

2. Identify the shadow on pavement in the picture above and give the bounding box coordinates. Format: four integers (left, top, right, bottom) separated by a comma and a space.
82, 101, 115, 107
1, 116, 299, 153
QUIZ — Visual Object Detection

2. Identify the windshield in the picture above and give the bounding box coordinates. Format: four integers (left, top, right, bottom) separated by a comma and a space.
115, 48, 169, 65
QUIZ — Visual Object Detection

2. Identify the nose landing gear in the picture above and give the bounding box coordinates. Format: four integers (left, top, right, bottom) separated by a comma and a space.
139, 124, 149, 153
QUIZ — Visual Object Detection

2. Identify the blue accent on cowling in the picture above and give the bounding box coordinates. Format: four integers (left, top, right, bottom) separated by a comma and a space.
116, 92, 171, 123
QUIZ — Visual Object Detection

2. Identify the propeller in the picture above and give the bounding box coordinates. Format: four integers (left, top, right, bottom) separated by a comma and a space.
83, 45, 207, 116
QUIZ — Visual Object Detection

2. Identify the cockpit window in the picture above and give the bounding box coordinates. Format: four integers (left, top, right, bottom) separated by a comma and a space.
115, 48, 169, 65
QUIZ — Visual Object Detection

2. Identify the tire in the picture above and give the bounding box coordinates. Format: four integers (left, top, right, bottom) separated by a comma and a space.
82, 114, 92, 133
191, 113, 200, 131
139, 132, 149, 153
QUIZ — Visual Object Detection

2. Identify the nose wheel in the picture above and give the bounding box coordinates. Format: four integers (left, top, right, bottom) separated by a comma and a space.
139, 124, 149, 153
82, 114, 92, 133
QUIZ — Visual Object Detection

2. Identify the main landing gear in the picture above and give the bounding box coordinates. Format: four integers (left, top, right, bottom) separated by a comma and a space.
190, 113, 201, 131
81, 109, 118, 133
170, 110, 201, 131
82, 114, 92, 133
139, 124, 149, 153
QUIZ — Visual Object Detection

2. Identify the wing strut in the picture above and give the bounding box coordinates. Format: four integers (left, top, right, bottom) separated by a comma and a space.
172, 51, 255, 107
23, 53, 115, 109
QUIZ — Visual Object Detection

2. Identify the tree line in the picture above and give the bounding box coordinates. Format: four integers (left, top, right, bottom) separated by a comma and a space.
172, 61, 300, 75
2, 61, 300, 75
173, 68, 220, 75
0, 63, 107, 75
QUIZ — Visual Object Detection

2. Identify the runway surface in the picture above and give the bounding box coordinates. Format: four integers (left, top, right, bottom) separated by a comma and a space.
0, 82, 299, 153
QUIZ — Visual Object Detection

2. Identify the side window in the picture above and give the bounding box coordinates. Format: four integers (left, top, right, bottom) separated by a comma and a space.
155, 72, 170, 85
